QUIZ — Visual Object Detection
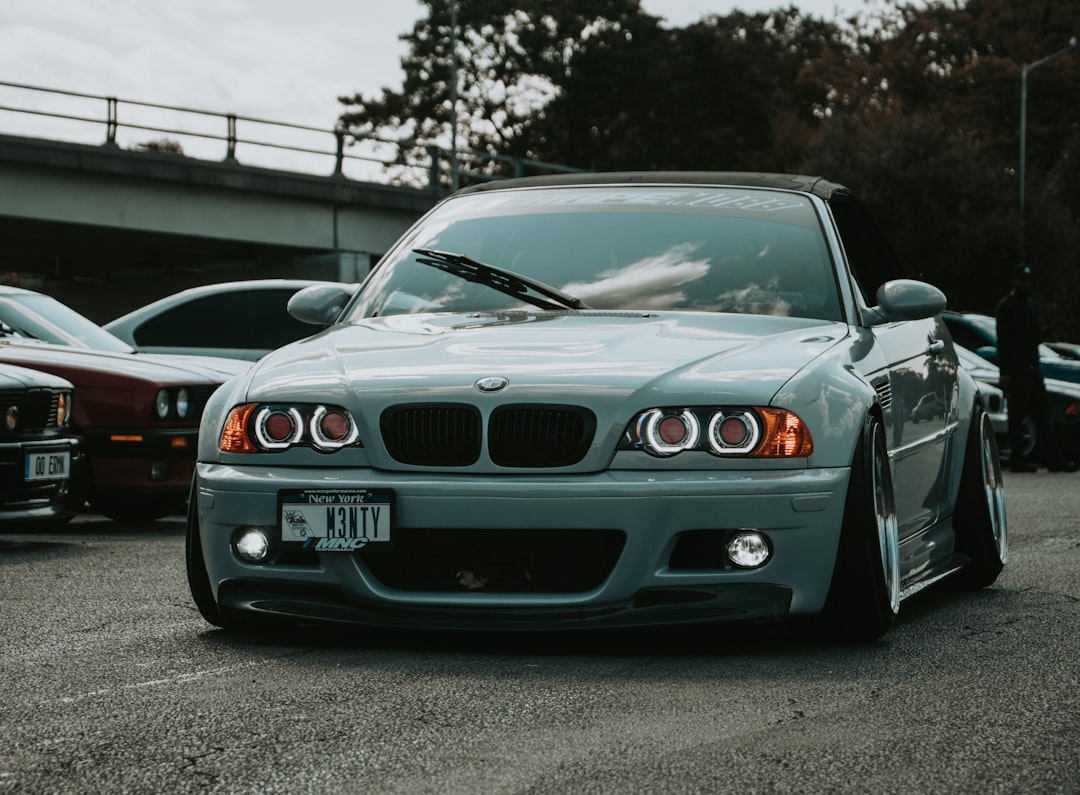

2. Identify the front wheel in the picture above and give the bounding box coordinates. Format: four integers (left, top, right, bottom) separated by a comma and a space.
186, 484, 283, 632
953, 407, 1007, 587
820, 414, 899, 641
186, 485, 239, 629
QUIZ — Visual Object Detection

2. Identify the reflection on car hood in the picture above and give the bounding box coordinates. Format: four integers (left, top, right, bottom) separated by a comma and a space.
245, 312, 846, 403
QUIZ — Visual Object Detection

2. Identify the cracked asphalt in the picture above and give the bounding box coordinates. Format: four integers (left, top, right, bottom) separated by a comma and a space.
1, 470, 1078, 794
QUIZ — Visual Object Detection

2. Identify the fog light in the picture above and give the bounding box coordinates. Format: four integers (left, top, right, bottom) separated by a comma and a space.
234, 529, 271, 563
726, 531, 771, 568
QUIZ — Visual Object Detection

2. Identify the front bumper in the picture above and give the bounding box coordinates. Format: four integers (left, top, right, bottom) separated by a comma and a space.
194, 463, 851, 630
0, 437, 81, 524
82, 427, 197, 499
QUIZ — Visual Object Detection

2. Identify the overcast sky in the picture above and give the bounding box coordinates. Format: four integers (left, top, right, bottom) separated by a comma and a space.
0, 0, 882, 174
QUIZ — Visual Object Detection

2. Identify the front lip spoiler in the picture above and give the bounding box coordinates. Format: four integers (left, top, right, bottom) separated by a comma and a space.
217, 580, 793, 631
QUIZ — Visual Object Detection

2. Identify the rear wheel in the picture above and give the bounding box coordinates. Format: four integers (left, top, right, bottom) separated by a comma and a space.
820, 415, 899, 641
953, 407, 1007, 587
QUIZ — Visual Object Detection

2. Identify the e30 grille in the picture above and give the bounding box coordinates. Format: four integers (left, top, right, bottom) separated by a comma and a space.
0, 388, 67, 431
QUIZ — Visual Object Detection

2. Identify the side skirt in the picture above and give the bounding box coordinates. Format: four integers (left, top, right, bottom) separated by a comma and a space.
898, 518, 962, 602
899, 560, 966, 602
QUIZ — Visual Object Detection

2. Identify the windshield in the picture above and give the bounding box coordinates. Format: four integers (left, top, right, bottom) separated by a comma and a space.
0, 292, 134, 353
346, 186, 842, 322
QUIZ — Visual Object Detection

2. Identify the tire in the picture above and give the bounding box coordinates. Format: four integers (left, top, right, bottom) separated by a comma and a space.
186, 483, 282, 632
820, 414, 900, 641
185, 484, 238, 629
953, 407, 1007, 587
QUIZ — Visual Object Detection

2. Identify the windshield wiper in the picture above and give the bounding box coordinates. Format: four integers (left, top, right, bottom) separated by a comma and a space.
412, 248, 589, 311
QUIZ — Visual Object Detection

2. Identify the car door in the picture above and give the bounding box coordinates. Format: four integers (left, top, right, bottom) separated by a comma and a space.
871, 317, 957, 535
829, 191, 958, 539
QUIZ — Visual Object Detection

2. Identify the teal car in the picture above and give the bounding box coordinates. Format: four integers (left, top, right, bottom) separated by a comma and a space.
187, 172, 1007, 641
942, 310, 1080, 385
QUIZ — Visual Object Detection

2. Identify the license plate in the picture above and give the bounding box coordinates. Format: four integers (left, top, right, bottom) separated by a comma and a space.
279, 489, 393, 546
25, 451, 71, 482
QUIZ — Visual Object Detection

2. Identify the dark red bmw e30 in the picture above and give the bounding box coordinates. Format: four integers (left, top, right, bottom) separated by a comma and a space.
0, 285, 247, 521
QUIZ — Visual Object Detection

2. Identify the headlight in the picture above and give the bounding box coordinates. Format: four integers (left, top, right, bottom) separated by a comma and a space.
155, 389, 171, 419
641, 409, 700, 456
176, 388, 190, 419
622, 406, 812, 458
152, 386, 202, 420
310, 406, 360, 450
707, 411, 760, 454
254, 407, 304, 449
221, 403, 363, 453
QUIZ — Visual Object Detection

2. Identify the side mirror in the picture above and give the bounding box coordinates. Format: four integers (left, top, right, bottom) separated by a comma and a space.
864, 279, 947, 326
287, 284, 356, 326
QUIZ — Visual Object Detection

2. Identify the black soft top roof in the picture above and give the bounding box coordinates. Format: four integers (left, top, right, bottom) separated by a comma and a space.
453, 171, 848, 200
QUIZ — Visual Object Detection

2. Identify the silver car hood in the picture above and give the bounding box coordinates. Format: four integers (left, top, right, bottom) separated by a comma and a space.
243, 312, 847, 405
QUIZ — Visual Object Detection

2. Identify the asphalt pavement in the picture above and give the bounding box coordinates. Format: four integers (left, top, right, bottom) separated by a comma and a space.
0, 470, 1077, 794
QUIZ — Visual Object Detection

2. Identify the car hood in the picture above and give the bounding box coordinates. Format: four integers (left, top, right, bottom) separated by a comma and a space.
0, 340, 241, 384
242, 312, 847, 405
133, 352, 252, 379
1, 362, 74, 390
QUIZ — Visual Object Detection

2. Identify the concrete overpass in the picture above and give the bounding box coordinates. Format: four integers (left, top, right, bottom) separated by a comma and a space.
0, 132, 439, 322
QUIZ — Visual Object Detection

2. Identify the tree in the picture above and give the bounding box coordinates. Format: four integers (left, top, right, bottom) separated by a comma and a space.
132, 138, 185, 155
337, 2, 849, 180
337, 0, 652, 188
799, 113, 1021, 313
798, 0, 1080, 335
337, 0, 1080, 336
526, 8, 848, 172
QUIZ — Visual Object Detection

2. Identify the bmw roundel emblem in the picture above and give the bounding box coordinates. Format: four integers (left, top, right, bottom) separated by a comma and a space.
474, 376, 509, 393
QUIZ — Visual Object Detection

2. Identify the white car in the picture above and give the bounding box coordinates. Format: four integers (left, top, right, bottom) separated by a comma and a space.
105, 279, 346, 361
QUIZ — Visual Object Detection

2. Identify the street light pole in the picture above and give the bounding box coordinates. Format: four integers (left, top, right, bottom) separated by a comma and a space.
449, 0, 460, 191
1018, 37, 1078, 238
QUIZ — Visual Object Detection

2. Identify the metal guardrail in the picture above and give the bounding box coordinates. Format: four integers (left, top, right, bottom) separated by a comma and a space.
0, 80, 581, 193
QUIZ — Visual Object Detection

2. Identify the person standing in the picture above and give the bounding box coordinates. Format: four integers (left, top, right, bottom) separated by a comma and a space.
995, 263, 1078, 472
